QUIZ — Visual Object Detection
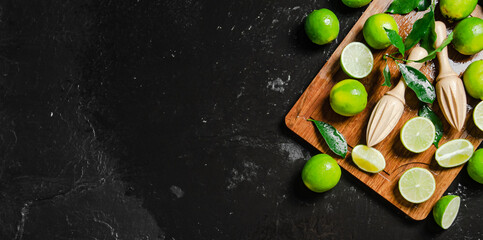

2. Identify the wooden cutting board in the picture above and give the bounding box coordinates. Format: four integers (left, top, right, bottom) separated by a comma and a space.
285, 0, 483, 220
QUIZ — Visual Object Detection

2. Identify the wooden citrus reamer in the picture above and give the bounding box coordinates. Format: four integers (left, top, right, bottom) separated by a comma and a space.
434, 21, 467, 131
366, 47, 428, 147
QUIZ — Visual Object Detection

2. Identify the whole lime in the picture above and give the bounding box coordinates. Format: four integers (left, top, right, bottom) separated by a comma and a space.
363, 13, 398, 49
440, 0, 478, 21
463, 60, 483, 99
467, 148, 483, 184
301, 154, 341, 193
342, 0, 372, 8
330, 79, 368, 116
452, 17, 483, 55
305, 9, 340, 45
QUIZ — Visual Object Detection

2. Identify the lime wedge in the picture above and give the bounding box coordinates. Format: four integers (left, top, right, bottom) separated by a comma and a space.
400, 117, 436, 153
433, 195, 460, 229
398, 167, 436, 204
473, 101, 483, 131
435, 139, 474, 168
340, 42, 374, 79
351, 145, 386, 173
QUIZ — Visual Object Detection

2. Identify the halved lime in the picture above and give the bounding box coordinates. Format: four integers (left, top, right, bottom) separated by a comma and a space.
398, 167, 436, 204
435, 139, 474, 168
351, 145, 385, 173
473, 101, 483, 131
340, 42, 374, 79
400, 117, 435, 153
433, 195, 460, 229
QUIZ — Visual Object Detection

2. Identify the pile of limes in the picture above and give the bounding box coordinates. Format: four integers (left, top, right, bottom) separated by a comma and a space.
299, 0, 483, 231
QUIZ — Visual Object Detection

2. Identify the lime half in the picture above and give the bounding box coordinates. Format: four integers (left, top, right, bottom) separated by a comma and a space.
435, 139, 474, 168
340, 42, 374, 79
400, 117, 435, 153
351, 145, 385, 173
473, 101, 483, 131
433, 195, 460, 229
398, 167, 436, 203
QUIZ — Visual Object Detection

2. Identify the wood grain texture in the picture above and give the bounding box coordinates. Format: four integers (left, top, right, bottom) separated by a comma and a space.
285, 0, 483, 220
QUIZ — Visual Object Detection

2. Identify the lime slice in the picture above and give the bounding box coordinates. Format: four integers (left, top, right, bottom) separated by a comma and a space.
433, 195, 460, 229
435, 139, 474, 168
398, 167, 436, 203
340, 42, 374, 79
473, 101, 483, 131
400, 117, 436, 153
351, 145, 386, 173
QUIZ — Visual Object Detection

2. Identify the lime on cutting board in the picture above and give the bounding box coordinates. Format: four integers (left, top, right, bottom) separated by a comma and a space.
398, 167, 436, 204
340, 42, 374, 79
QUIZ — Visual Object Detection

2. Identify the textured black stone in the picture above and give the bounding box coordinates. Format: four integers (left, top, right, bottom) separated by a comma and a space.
0, 0, 481, 239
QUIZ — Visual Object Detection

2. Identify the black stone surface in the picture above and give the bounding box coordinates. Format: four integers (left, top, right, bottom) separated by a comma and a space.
0, 0, 482, 239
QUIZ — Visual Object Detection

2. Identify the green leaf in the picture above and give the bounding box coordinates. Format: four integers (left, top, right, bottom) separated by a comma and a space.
398, 63, 435, 103
385, 28, 405, 56
414, 32, 453, 63
419, 14, 437, 53
383, 61, 391, 87
386, 0, 418, 14
416, 0, 431, 11
404, 9, 434, 50
418, 104, 443, 148
308, 119, 348, 158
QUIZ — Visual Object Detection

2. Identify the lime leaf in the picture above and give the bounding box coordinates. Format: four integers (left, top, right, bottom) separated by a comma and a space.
418, 104, 443, 148
404, 9, 434, 50
415, 32, 453, 63
386, 0, 418, 14
419, 13, 437, 54
416, 0, 431, 11
385, 28, 405, 56
383, 62, 391, 87
398, 63, 435, 103
308, 119, 348, 158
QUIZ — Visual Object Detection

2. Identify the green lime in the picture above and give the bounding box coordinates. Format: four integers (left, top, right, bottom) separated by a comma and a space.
467, 148, 483, 184
342, 0, 372, 8
435, 139, 474, 168
301, 154, 341, 193
439, 0, 477, 21
433, 195, 461, 229
329, 79, 367, 116
398, 167, 436, 204
453, 17, 483, 55
351, 145, 385, 173
363, 13, 398, 49
305, 9, 340, 45
340, 42, 374, 79
400, 117, 435, 153
474, 101, 483, 131
463, 60, 483, 99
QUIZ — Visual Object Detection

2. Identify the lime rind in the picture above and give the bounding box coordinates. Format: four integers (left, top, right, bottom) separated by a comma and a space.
398, 167, 436, 204
433, 195, 460, 229
400, 117, 436, 153
340, 42, 374, 79
435, 139, 474, 168
473, 101, 483, 131
351, 145, 385, 173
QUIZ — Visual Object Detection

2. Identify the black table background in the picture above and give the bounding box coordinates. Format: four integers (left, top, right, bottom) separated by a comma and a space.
0, 0, 482, 239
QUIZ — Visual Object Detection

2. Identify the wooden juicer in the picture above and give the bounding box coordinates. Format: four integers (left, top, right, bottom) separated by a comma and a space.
434, 21, 467, 131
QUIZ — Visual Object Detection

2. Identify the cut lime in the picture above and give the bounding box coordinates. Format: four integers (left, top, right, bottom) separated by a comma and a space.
400, 117, 435, 153
435, 139, 474, 168
351, 145, 385, 173
340, 42, 374, 79
398, 167, 436, 204
433, 195, 460, 229
473, 101, 483, 131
